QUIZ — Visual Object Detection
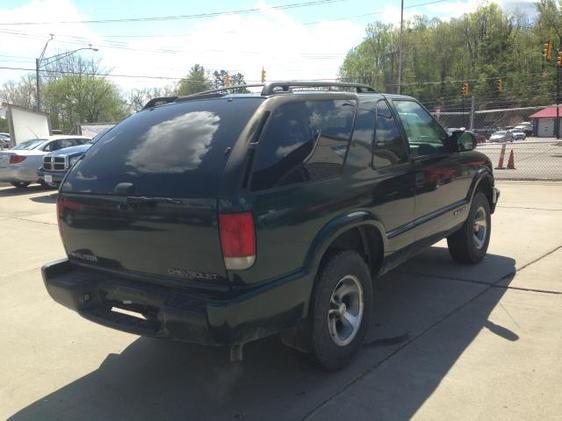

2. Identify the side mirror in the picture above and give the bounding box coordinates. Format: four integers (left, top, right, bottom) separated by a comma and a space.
448, 130, 476, 152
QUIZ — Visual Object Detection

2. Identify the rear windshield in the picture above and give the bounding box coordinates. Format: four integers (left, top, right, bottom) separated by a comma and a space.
62, 97, 263, 197
13, 139, 46, 150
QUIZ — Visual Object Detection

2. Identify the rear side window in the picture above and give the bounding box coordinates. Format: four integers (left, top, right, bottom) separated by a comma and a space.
62, 97, 263, 198
251, 100, 355, 191
12, 139, 46, 150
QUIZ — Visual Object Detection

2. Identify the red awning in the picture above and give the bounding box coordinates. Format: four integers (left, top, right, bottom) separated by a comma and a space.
530, 106, 562, 119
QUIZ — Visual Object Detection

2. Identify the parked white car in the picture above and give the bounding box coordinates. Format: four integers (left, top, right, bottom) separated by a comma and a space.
0, 135, 90, 188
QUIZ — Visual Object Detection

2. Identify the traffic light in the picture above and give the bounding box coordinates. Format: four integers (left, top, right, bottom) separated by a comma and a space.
461, 81, 469, 96
543, 40, 553, 61
557, 49, 562, 67
496, 79, 503, 93
261, 67, 266, 83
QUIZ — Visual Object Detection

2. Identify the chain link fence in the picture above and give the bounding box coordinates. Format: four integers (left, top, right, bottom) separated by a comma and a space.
475, 140, 562, 180
433, 106, 562, 180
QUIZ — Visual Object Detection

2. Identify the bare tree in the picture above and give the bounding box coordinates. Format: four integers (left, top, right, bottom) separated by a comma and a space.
0, 74, 36, 108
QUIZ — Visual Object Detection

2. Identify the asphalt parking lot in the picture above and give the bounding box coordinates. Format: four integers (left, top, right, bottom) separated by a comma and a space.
1, 181, 561, 421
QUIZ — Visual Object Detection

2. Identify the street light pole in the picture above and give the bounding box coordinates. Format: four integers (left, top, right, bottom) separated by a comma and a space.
35, 36, 97, 111
397, 0, 404, 94
35, 34, 54, 111
35, 58, 41, 111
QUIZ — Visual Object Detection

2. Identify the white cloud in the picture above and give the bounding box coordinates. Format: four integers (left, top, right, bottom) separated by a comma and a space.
0, 0, 104, 88
0, 0, 365, 92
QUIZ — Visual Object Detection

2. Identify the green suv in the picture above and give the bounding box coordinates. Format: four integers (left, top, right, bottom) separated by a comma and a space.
42, 82, 499, 370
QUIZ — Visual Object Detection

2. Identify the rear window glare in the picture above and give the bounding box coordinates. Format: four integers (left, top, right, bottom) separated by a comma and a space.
62, 97, 263, 198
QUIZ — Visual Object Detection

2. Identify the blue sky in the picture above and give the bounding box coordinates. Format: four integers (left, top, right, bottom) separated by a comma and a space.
0, 0, 538, 91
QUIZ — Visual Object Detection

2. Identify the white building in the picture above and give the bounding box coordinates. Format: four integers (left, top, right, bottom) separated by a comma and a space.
529, 106, 562, 137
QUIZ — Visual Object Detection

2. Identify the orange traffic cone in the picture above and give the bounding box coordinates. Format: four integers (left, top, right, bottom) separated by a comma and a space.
496, 144, 506, 169
507, 149, 515, 169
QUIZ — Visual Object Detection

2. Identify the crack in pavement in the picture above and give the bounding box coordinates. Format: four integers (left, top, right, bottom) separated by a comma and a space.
497, 205, 562, 211
301, 244, 562, 421
3, 216, 57, 226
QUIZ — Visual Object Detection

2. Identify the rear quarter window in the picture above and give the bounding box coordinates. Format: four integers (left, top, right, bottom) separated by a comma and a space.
62, 97, 263, 198
251, 99, 355, 191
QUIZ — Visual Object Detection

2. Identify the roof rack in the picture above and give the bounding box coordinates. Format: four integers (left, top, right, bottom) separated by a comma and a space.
142, 81, 377, 109
261, 81, 376, 95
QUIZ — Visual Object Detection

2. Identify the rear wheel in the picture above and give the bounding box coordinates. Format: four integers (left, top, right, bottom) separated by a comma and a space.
10, 181, 30, 189
447, 192, 491, 264
308, 251, 373, 371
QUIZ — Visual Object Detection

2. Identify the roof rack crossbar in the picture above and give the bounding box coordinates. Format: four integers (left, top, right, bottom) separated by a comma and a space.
178, 84, 266, 101
261, 81, 376, 95
142, 96, 178, 109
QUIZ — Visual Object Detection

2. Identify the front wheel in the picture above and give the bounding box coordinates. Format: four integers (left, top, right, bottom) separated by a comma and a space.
447, 192, 491, 264
309, 251, 373, 371
10, 181, 30, 189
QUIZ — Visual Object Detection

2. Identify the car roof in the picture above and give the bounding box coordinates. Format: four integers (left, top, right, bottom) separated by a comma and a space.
45, 135, 91, 141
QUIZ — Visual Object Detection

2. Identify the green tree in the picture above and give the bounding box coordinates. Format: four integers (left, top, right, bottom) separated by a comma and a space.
127, 86, 176, 112
340, 3, 559, 110
212, 70, 248, 91
44, 76, 127, 133
177, 64, 211, 95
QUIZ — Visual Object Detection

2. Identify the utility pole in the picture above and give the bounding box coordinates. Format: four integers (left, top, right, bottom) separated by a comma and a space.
556, 64, 562, 139
469, 95, 475, 130
397, 0, 404, 94
555, 35, 562, 139
35, 58, 41, 112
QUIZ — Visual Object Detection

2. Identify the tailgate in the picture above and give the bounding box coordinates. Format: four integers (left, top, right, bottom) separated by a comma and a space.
58, 193, 227, 285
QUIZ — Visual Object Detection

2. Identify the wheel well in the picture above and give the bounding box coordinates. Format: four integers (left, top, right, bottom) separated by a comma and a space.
321, 225, 384, 279
476, 176, 493, 208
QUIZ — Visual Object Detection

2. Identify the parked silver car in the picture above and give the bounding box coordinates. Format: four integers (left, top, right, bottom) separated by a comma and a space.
509, 129, 526, 141
0, 135, 90, 188
489, 130, 514, 143
0, 133, 10, 149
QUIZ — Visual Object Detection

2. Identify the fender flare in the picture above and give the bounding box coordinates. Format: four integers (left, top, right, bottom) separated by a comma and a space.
303, 210, 387, 277
467, 168, 494, 204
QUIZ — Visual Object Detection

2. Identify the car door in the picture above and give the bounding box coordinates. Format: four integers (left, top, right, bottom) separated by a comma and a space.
344, 99, 416, 256
391, 99, 470, 241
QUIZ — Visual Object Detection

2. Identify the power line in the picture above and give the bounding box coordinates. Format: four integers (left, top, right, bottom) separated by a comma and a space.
0, 65, 345, 83
0, 0, 344, 26
0, 65, 186, 81
0, 29, 347, 60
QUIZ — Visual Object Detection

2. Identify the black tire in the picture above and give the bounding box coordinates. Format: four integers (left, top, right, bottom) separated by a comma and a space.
308, 250, 373, 371
10, 181, 30, 189
447, 191, 491, 264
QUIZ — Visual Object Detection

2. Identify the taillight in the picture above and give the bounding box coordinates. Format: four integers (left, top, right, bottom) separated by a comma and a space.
56, 197, 63, 238
219, 212, 256, 270
9, 155, 26, 164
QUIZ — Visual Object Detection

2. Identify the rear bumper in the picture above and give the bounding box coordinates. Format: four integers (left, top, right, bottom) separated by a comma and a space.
42, 259, 312, 346
0, 165, 39, 183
